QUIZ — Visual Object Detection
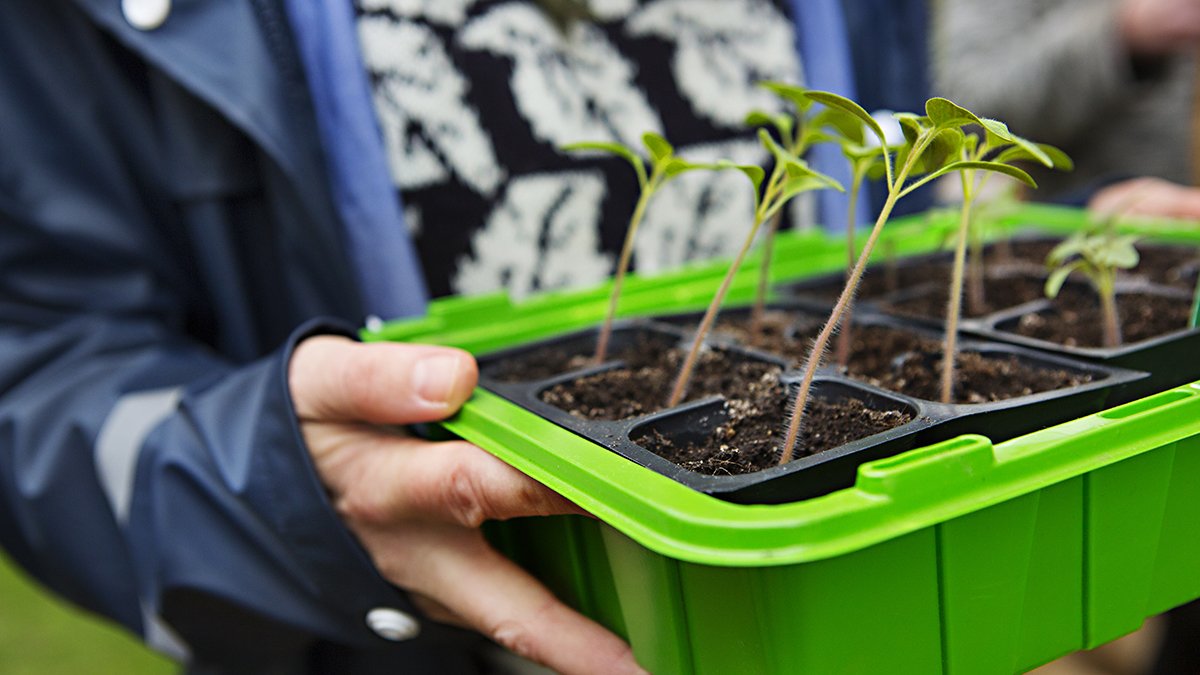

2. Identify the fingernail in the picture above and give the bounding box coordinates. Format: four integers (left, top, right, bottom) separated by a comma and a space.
414, 354, 462, 406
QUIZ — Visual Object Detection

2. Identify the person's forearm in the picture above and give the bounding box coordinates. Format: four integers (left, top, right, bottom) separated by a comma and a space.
0, 316, 412, 657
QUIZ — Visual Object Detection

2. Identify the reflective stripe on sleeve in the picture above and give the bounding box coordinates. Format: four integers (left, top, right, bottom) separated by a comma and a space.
94, 387, 182, 525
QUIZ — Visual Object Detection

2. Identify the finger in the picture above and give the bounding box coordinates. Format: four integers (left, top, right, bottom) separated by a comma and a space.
290, 335, 478, 424
416, 531, 648, 675
1087, 177, 1154, 218
336, 438, 587, 528
1152, 184, 1200, 220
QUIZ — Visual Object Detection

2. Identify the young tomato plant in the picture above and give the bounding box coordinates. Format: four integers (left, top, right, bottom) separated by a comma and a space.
932, 103, 1071, 403
778, 95, 1039, 466
965, 183, 1023, 301
822, 108, 896, 367
666, 131, 843, 407
743, 83, 844, 342
1044, 229, 1140, 348
564, 133, 711, 363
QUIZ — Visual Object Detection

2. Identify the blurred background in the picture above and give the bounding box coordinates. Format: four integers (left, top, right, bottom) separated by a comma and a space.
0, 551, 173, 675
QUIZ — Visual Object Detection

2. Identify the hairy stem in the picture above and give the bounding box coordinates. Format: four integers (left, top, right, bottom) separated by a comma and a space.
780, 190, 900, 464
967, 212, 985, 316
748, 157, 791, 344
668, 215, 767, 407
941, 190, 976, 403
1100, 276, 1122, 349
834, 170, 866, 368
595, 176, 657, 363
779, 138, 930, 465
750, 211, 784, 344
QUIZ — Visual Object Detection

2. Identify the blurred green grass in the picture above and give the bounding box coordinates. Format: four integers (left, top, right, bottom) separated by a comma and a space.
0, 550, 175, 675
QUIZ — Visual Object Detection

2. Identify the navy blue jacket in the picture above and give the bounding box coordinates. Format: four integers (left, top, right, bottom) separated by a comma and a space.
0, 1, 493, 672
0, 1, 929, 672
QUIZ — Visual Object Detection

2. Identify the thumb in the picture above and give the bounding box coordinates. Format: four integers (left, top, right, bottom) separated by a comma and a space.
290, 335, 478, 424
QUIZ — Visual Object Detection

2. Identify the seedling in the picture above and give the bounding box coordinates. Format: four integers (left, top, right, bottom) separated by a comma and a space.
564, 133, 712, 363
666, 130, 843, 407
965, 184, 1024, 309
744, 83, 845, 342
1044, 229, 1140, 348
779, 96, 1040, 465
821, 108, 896, 367
934, 106, 1071, 403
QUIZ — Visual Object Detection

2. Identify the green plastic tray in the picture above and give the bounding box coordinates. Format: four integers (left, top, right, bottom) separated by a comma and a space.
366, 205, 1200, 674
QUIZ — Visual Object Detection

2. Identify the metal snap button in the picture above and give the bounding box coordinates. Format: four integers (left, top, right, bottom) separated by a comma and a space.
122, 0, 171, 31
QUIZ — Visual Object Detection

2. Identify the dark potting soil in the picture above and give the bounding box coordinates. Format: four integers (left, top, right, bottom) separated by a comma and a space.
537, 335, 913, 475
1123, 245, 1200, 290
881, 274, 1088, 320
986, 239, 1199, 290
1007, 292, 1192, 348
839, 325, 1092, 403
797, 264, 950, 302
486, 333, 676, 383
984, 239, 1056, 268
720, 315, 1092, 403
712, 310, 825, 348
633, 396, 913, 475
539, 343, 783, 421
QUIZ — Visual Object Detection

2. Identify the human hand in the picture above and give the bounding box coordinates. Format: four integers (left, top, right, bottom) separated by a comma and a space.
1088, 176, 1200, 220
289, 336, 646, 675
1119, 0, 1200, 56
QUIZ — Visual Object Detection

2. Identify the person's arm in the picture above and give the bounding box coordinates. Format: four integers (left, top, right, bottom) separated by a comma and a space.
0, 7, 642, 674
1088, 176, 1200, 218
932, 0, 1151, 145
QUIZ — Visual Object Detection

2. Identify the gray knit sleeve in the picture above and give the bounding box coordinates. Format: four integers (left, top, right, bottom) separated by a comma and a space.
931, 0, 1133, 145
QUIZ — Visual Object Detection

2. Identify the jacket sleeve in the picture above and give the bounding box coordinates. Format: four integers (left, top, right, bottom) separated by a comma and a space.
931, 0, 1135, 146
0, 3, 428, 667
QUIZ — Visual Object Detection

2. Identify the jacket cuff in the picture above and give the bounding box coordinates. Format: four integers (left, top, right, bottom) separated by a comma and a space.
266, 319, 414, 644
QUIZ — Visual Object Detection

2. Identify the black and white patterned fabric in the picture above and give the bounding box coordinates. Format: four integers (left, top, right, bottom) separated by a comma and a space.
354, 0, 805, 298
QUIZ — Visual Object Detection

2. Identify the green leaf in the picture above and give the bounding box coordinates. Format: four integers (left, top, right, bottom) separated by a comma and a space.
1047, 232, 1087, 266
759, 81, 814, 112
744, 110, 795, 142
812, 107, 865, 146
963, 133, 980, 156
805, 90, 887, 146
840, 142, 879, 161
799, 129, 838, 149
661, 157, 717, 178
562, 140, 648, 187
1038, 144, 1074, 171
918, 160, 1037, 189
1094, 235, 1140, 269
894, 113, 927, 129
783, 171, 844, 196
777, 158, 843, 191
925, 97, 983, 129
715, 160, 765, 201
762, 173, 844, 220
1045, 261, 1084, 299
744, 110, 775, 128
758, 128, 800, 167
865, 159, 889, 181
978, 118, 1014, 143
642, 132, 674, 165
919, 127, 966, 173
1005, 136, 1052, 168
